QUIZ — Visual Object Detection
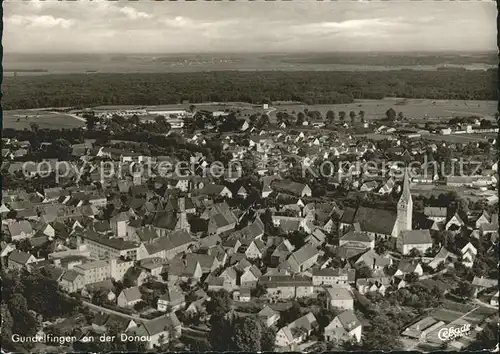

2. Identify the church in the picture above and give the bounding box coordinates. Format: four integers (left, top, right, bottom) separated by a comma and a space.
339, 169, 413, 240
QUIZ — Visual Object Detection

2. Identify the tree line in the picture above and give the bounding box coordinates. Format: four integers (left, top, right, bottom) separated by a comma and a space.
3, 69, 497, 110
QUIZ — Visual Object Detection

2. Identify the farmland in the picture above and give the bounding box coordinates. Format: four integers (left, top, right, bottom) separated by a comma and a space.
3, 52, 496, 75
3, 110, 85, 130
270, 98, 498, 121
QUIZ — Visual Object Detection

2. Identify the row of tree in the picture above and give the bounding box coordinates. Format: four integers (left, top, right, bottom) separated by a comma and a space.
4, 69, 497, 109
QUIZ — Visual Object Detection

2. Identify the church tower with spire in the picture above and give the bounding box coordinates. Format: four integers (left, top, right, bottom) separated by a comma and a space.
396, 168, 413, 235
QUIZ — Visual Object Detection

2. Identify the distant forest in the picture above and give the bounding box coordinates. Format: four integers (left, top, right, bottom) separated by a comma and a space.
3, 69, 498, 110
277, 53, 498, 66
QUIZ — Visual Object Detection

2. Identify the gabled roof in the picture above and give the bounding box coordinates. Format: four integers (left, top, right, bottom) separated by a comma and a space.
399, 230, 432, 245
335, 310, 361, 331
120, 287, 142, 303
8, 249, 34, 264
326, 287, 353, 301
341, 230, 373, 243
341, 206, 397, 235
290, 245, 319, 265
132, 313, 180, 337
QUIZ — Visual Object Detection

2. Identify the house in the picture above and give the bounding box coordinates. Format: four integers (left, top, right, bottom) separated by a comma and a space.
157, 287, 186, 312
245, 239, 266, 259
117, 287, 142, 308
397, 230, 433, 255
340, 206, 398, 239
185, 253, 219, 274
197, 184, 233, 199
143, 230, 194, 260
259, 275, 313, 300
424, 207, 447, 222
275, 312, 317, 347
427, 247, 456, 270
306, 228, 327, 246
270, 239, 295, 266
235, 287, 251, 302
339, 231, 375, 250
490, 291, 499, 306
460, 242, 477, 268
83, 279, 117, 302
325, 287, 354, 310
287, 245, 320, 273
204, 203, 238, 235
59, 270, 86, 293
312, 268, 356, 287
324, 310, 362, 343
394, 260, 423, 277
7, 220, 34, 241
219, 266, 238, 290
356, 277, 390, 295
352, 249, 392, 272
471, 276, 498, 296
402, 316, 446, 341
127, 313, 181, 349
445, 213, 465, 231
271, 180, 312, 198
237, 186, 248, 198
8, 250, 37, 270
474, 211, 491, 229
258, 305, 280, 327
240, 265, 262, 288
360, 181, 379, 192
1, 242, 16, 267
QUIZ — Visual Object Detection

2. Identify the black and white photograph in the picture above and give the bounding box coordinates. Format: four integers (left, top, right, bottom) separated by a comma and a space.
1, 0, 499, 352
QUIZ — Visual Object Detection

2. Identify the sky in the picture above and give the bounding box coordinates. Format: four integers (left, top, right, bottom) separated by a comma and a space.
2, 0, 497, 53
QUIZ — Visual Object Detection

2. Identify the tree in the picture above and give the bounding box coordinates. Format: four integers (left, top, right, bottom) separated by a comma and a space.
349, 111, 356, 124
355, 263, 373, 278
455, 281, 475, 299
404, 272, 419, 283
92, 288, 109, 306
232, 316, 262, 351
84, 113, 98, 130
326, 110, 335, 124
297, 112, 305, 126
257, 114, 270, 129
339, 111, 346, 123
468, 321, 499, 350
408, 248, 422, 258
8, 293, 38, 337
385, 108, 396, 121
251, 283, 267, 298
206, 289, 232, 316
30, 122, 39, 133
359, 110, 366, 123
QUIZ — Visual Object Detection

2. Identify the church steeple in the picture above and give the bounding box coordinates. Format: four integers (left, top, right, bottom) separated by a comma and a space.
396, 168, 413, 234
400, 168, 412, 204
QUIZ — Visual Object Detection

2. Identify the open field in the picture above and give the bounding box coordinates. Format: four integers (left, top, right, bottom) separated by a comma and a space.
430, 308, 465, 323
271, 99, 498, 121
3, 110, 85, 130
3, 52, 496, 74
423, 134, 493, 143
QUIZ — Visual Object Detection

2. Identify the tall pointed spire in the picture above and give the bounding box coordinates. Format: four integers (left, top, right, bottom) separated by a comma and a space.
401, 167, 411, 201
396, 167, 413, 234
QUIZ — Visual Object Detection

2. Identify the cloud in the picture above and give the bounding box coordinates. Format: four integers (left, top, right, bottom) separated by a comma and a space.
119, 6, 151, 20
5, 14, 74, 29
1, 1, 496, 53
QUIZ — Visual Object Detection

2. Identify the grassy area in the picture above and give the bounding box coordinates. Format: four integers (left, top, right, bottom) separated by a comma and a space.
4, 109, 84, 130
272, 99, 497, 121
423, 134, 491, 143
430, 308, 464, 322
